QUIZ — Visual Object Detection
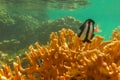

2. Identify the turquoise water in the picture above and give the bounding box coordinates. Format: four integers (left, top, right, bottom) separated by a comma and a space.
48, 0, 120, 40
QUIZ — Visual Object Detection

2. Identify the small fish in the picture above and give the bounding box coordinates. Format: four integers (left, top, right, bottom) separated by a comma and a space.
36, 57, 43, 67
78, 19, 101, 43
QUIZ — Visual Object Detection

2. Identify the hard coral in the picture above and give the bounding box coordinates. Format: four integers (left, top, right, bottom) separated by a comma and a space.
1, 28, 120, 80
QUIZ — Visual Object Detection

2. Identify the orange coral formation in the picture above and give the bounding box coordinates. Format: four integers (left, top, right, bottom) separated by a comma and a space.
1, 28, 120, 80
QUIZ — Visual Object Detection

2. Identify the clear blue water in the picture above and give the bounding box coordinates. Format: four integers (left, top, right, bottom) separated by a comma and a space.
48, 0, 120, 40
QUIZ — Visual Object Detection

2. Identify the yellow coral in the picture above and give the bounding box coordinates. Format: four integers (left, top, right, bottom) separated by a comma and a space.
1, 28, 120, 80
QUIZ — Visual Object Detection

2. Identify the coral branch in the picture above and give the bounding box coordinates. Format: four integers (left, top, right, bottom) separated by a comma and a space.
1, 28, 120, 80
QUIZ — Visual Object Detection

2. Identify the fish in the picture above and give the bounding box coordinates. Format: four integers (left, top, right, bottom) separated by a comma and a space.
36, 57, 43, 67
77, 19, 101, 43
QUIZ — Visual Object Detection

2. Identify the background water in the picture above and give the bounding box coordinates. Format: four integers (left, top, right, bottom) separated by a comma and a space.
49, 0, 120, 40
0, 0, 120, 55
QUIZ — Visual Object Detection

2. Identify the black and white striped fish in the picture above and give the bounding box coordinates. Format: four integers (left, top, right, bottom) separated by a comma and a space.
78, 19, 101, 43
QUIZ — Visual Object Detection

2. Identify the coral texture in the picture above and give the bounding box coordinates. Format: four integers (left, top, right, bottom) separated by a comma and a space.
1, 28, 120, 80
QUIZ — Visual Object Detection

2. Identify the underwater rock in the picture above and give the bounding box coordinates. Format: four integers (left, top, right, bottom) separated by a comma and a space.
0, 39, 20, 53
0, 51, 15, 69
0, 2, 48, 53
36, 16, 82, 44
0, 9, 15, 25
0, 9, 15, 40
0, 15, 81, 54
0, 14, 40, 53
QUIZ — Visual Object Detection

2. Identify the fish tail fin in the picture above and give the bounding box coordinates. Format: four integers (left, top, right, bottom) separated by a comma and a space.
94, 24, 102, 32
